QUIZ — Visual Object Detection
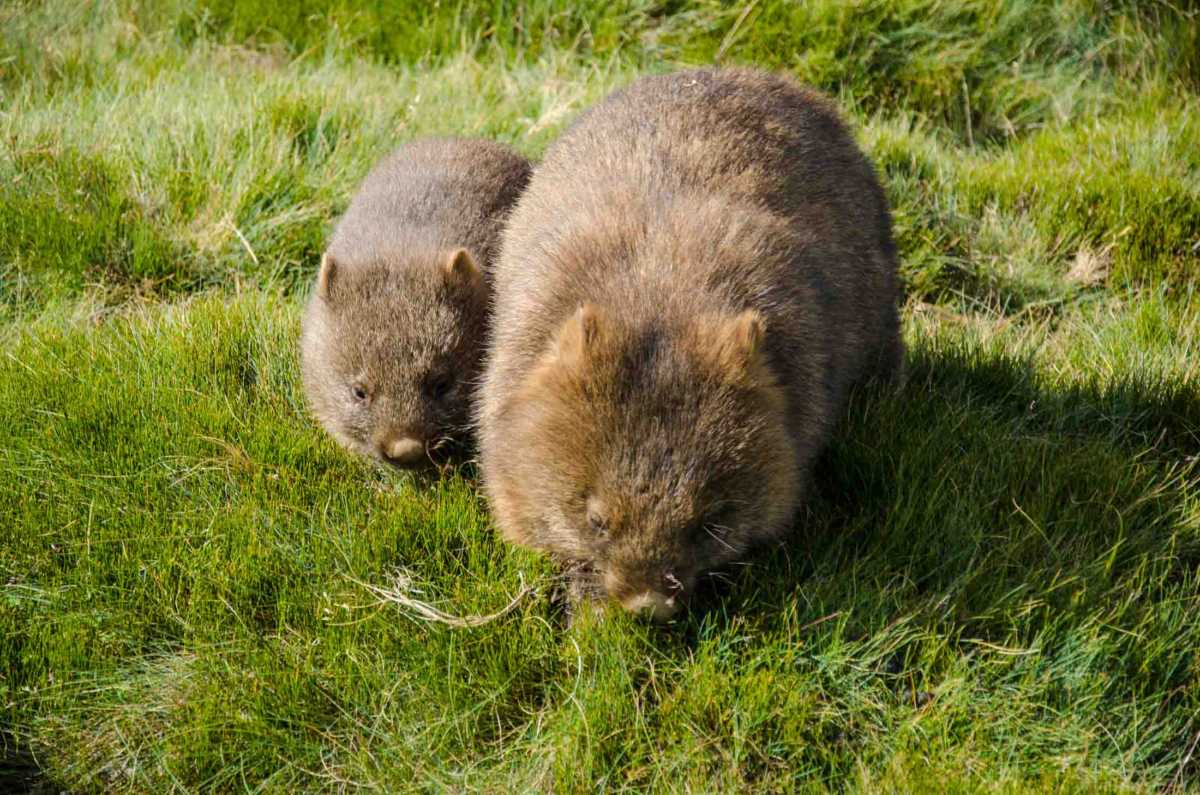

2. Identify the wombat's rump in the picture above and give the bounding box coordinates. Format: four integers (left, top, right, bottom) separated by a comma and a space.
478, 69, 902, 619
302, 138, 531, 468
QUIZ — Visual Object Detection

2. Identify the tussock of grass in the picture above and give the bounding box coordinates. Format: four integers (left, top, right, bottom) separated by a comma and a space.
0, 147, 183, 314
2, 0, 1198, 791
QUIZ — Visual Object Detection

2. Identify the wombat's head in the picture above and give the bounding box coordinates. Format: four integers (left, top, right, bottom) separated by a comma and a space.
489, 304, 799, 620
301, 247, 488, 468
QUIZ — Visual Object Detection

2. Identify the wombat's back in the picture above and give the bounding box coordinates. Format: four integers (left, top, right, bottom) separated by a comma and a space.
328, 137, 532, 273
484, 68, 901, 440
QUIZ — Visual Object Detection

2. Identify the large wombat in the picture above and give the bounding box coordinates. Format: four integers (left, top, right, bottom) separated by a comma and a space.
302, 138, 531, 468
478, 69, 902, 619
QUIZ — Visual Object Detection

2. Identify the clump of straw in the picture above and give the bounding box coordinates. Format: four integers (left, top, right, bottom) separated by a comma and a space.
347, 568, 535, 628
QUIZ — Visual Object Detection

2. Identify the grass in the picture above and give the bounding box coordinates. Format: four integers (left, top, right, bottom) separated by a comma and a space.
1, 0, 1198, 790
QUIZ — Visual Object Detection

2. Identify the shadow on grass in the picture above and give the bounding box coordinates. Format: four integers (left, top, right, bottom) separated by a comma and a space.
696, 339, 1199, 634
656, 339, 1198, 772
0, 730, 58, 794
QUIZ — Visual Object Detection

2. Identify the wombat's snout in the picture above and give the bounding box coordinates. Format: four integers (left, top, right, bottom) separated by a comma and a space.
379, 436, 427, 467
605, 571, 690, 621
620, 591, 681, 621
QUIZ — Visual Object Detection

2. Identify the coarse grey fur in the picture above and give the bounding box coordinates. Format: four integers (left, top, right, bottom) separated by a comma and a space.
478, 69, 903, 619
302, 137, 532, 467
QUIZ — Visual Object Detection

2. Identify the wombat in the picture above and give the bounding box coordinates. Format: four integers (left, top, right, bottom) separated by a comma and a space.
478, 69, 903, 619
302, 138, 531, 468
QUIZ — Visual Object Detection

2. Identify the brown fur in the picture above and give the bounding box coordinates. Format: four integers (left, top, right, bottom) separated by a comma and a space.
478, 69, 903, 618
301, 138, 531, 467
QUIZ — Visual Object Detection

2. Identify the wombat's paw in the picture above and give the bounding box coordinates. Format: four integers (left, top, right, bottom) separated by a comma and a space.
564, 594, 608, 628
553, 564, 607, 627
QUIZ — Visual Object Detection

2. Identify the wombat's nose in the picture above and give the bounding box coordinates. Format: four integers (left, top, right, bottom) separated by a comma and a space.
619, 591, 680, 621
381, 436, 426, 467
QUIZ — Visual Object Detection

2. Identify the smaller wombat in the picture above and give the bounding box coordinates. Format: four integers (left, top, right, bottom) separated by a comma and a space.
301, 138, 531, 467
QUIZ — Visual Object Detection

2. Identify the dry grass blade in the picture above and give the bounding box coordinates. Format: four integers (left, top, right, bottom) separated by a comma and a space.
1066, 244, 1113, 286
347, 569, 535, 628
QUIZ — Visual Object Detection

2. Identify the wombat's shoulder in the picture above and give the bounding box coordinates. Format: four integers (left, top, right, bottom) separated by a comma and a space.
355, 138, 532, 216
331, 138, 532, 268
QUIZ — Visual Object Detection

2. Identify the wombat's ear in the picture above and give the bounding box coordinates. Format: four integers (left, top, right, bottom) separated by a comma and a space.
713, 310, 766, 373
554, 303, 606, 367
443, 248, 482, 289
317, 252, 338, 301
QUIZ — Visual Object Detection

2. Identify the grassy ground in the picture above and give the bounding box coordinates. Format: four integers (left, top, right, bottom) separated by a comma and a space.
2, 0, 1198, 791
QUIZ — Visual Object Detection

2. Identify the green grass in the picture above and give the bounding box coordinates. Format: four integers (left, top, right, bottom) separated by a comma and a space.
2, 0, 1198, 791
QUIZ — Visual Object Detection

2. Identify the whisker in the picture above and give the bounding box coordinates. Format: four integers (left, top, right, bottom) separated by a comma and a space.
704, 524, 737, 551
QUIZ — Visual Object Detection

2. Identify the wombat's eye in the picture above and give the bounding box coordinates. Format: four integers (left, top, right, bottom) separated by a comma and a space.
587, 510, 608, 539
351, 384, 370, 402
425, 372, 454, 401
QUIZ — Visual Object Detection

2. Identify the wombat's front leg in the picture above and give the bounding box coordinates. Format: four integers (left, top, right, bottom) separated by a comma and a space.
557, 562, 607, 626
